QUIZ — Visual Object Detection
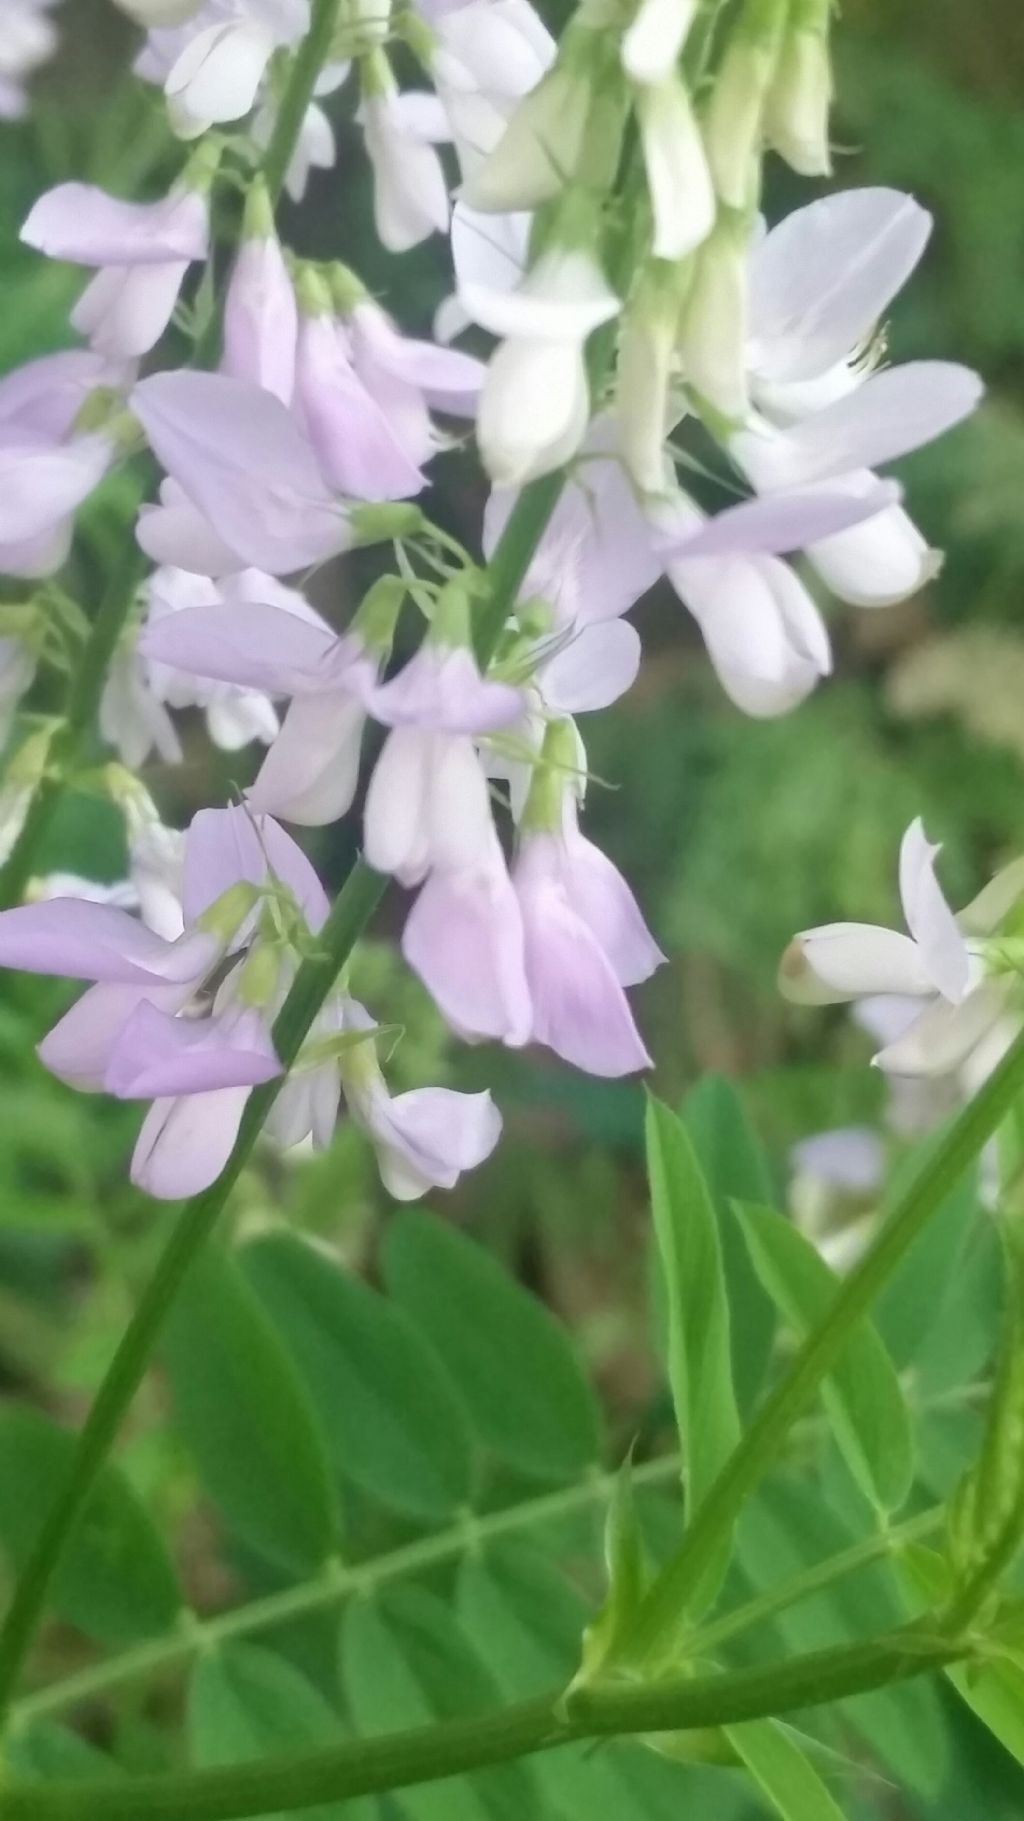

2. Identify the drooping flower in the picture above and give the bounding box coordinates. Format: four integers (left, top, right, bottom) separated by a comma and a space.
736, 188, 983, 606
141, 573, 391, 825
293, 271, 428, 501
136, 0, 311, 139
466, 215, 621, 486
424, 0, 554, 182
221, 182, 298, 403
360, 55, 450, 252
0, 351, 119, 577
22, 167, 213, 360
621, 0, 698, 85
780, 818, 1024, 1077
511, 721, 660, 1077
132, 370, 356, 574
635, 76, 715, 263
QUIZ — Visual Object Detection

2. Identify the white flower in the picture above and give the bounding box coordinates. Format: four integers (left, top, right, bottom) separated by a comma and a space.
636, 77, 715, 263
781, 819, 1024, 1078
465, 240, 620, 486
622, 0, 698, 85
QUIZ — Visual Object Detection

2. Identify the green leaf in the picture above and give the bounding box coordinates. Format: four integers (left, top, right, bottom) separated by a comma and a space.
945, 1658, 1024, 1770
737, 1480, 949, 1797
241, 1233, 475, 1522
645, 1097, 740, 1578
188, 1643, 373, 1821
683, 1074, 777, 1415
381, 1212, 602, 1483
734, 1204, 914, 1512
7, 1723, 122, 1783
875, 1136, 979, 1368
340, 1584, 542, 1821
161, 1245, 339, 1574
578, 1457, 648, 1683
0, 1408, 180, 1647
726, 1720, 849, 1821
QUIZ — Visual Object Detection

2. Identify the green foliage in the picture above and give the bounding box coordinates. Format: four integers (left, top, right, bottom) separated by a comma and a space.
646, 1096, 740, 1606
188, 1644, 371, 1821
161, 1246, 340, 1574
726, 1719, 849, 1821
0, 1408, 180, 1648
241, 1232, 475, 1523
735, 1204, 914, 1512
381, 1212, 603, 1483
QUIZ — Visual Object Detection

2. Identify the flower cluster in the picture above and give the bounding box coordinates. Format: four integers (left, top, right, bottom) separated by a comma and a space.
0, 0, 988, 1201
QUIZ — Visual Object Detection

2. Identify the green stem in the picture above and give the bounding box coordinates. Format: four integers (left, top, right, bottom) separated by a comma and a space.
689, 1506, 943, 1657
11, 1458, 681, 1728
0, 528, 148, 912
624, 1024, 1024, 1666
0, 1629, 967, 1821
261, 0, 345, 205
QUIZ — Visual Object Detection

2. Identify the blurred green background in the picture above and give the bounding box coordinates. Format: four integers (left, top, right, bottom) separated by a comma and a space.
1, 2, 1024, 1814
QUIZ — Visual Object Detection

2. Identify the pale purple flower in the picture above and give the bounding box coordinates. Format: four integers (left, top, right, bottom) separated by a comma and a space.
100, 645, 184, 769
514, 823, 654, 1078
142, 567, 323, 753
402, 829, 532, 1047
117, 1002, 280, 1198
346, 298, 485, 467
361, 81, 450, 252
23, 183, 210, 359
140, 582, 380, 825
781, 818, 1024, 1077
132, 371, 354, 575
365, 641, 523, 885
0, 351, 118, 575
222, 228, 298, 404
294, 312, 427, 500
338, 1000, 502, 1199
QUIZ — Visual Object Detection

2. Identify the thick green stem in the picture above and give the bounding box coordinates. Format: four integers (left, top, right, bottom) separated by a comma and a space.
623, 1024, 1024, 1665
0, 1628, 966, 1821
261, 0, 345, 205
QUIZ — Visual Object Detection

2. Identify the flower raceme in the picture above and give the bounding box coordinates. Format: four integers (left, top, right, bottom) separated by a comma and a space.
781, 818, 1024, 1078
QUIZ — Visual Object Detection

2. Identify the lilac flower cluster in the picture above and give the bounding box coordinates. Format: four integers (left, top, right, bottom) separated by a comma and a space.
0, 0, 988, 1202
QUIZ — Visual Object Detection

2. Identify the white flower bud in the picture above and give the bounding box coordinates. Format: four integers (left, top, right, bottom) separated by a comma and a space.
702, 0, 786, 208
463, 19, 623, 213
617, 266, 683, 494
678, 217, 751, 421
764, 0, 833, 176
622, 0, 699, 86
637, 78, 715, 261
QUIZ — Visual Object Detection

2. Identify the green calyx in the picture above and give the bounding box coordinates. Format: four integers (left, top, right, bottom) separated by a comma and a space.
354, 575, 405, 654
240, 175, 276, 241
182, 133, 226, 195
195, 881, 262, 945
295, 260, 334, 317
327, 259, 370, 315
520, 717, 578, 835
350, 502, 426, 545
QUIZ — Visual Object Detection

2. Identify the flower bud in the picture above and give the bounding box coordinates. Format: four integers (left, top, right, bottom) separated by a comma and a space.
623, 0, 699, 86
678, 214, 751, 422
617, 262, 685, 494
637, 77, 716, 262
763, 0, 833, 177
463, 18, 624, 213
702, 0, 787, 208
